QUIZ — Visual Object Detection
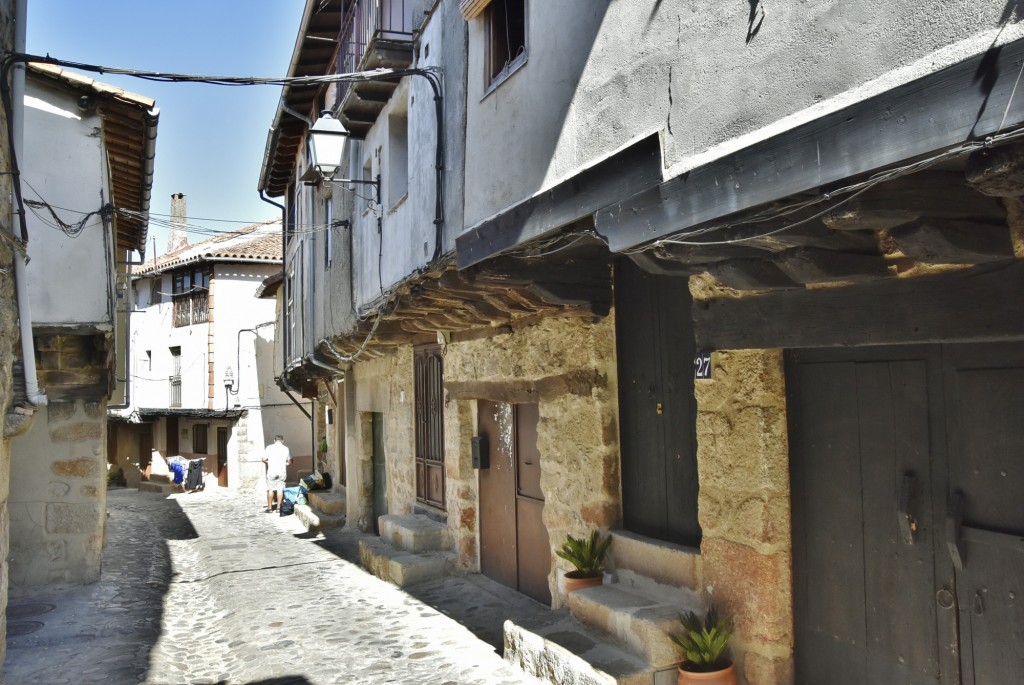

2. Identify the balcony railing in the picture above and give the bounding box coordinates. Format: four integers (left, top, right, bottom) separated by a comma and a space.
333, 0, 415, 111
169, 375, 182, 408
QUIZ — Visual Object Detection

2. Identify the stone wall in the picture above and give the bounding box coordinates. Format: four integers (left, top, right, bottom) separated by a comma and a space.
1, 0, 19, 672
349, 347, 415, 529
693, 349, 793, 685
9, 399, 108, 586
444, 313, 620, 606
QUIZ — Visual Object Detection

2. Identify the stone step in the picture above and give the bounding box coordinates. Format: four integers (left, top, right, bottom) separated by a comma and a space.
505, 616, 679, 685
138, 481, 180, 494
358, 536, 455, 587
378, 513, 449, 553
607, 531, 699, 590
567, 584, 701, 670
307, 490, 345, 515
294, 503, 345, 532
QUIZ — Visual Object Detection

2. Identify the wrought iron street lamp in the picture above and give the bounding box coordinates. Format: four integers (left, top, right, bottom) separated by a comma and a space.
307, 111, 380, 203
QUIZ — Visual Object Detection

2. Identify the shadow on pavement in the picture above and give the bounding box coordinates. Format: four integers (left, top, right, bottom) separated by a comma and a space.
5, 489, 197, 684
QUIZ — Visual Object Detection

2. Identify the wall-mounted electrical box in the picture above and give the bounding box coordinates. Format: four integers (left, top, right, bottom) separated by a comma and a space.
471, 435, 489, 470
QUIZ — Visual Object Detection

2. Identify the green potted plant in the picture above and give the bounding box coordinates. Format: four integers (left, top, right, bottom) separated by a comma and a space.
556, 530, 611, 594
669, 606, 737, 685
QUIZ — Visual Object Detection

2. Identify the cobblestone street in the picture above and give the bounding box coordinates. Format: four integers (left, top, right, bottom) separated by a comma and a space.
4, 489, 545, 685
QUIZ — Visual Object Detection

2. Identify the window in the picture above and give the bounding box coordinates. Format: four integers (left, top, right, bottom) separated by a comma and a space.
145, 350, 152, 372
149, 277, 161, 305
485, 0, 527, 88
414, 345, 445, 509
193, 424, 208, 454
388, 109, 409, 206
171, 266, 210, 327
169, 347, 182, 408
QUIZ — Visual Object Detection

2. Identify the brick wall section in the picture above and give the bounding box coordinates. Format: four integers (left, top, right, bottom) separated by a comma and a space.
693, 349, 794, 685
0, 0, 19, 672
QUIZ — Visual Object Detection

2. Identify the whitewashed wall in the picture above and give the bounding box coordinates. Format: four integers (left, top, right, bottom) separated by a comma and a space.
463, 0, 1024, 229
23, 76, 114, 326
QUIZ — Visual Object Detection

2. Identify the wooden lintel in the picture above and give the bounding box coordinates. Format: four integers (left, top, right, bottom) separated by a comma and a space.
708, 259, 802, 291
527, 281, 611, 309
694, 261, 1024, 350
775, 247, 892, 284
889, 218, 1015, 264
626, 251, 701, 277
965, 141, 1024, 197
444, 370, 608, 403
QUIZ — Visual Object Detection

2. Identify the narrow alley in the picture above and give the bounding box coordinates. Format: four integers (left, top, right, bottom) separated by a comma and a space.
4, 489, 549, 685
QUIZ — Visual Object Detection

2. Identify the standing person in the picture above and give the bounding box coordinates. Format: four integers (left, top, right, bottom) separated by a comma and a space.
262, 434, 292, 513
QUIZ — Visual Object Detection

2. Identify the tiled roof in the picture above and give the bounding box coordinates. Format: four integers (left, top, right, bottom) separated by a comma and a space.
135, 220, 282, 275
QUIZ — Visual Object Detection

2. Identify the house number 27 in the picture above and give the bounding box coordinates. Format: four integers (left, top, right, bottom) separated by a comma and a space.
694, 352, 712, 380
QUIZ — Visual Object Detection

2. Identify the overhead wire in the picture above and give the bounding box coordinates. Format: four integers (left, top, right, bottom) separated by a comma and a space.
623, 126, 1024, 253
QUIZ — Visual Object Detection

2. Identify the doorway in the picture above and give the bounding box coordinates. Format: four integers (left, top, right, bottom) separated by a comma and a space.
478, 401, 551, 605
788, 343, 1024, 685
614, 258, 700, 546
216, 427, 228, 487
371, 412, 387, 534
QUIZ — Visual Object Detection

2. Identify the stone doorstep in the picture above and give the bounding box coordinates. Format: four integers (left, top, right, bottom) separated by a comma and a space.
307, 490, 346, 515
504, 616, 679, 685
293, 503, 345, 532
138, 481, 180, 494
567, 584, 701, 670
377, 513, 450, 553
358, 536, 455, 588
608, 530, 700, 590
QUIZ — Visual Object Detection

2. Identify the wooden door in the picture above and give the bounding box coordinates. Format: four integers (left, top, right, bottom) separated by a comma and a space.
614, 258, 700, 546
788, 344, 1024, 685
216, 427, 229, 487
943, 343, 1024, 685
414, 346, 445, 508
139, 429, 153, 479
371, 413, 387, 534
478, 401, 551, 604
166, 416, 179, 456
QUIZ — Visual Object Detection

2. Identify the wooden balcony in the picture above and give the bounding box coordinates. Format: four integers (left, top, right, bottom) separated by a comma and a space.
334, 0, 416, 138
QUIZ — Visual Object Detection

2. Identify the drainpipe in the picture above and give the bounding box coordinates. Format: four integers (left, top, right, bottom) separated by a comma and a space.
259, 188, 287, 392
10, 0, 46, 406
307, 352, 346, 380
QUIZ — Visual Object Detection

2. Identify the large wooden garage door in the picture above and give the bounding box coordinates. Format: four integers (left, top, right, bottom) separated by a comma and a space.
788, 344, 1024, 685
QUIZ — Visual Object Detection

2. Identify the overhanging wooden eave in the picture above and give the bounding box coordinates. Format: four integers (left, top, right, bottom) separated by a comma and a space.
594, 35, 1024, 254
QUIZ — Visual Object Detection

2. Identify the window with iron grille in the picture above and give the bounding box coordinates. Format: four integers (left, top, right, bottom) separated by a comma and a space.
193, 423, 208, 454
414, 345, 445, 509
171, 266, 210, 327
169, 346, 182, 408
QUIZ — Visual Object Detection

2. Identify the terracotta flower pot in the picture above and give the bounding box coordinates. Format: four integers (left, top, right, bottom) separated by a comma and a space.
677, 664, 737, 685
563, 571, 602, 593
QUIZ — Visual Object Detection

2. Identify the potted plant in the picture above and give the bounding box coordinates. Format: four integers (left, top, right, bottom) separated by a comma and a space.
556, 530, 611, 594
669, 606, 737, 685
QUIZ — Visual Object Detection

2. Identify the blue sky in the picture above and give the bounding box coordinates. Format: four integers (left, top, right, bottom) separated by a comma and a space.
27, 1, 305, 258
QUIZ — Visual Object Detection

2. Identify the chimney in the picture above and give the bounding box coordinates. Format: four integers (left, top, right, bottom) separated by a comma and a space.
167, 193, 189, 253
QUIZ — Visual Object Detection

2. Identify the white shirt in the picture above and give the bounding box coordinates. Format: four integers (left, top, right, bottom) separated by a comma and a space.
263, 442, 291, 475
